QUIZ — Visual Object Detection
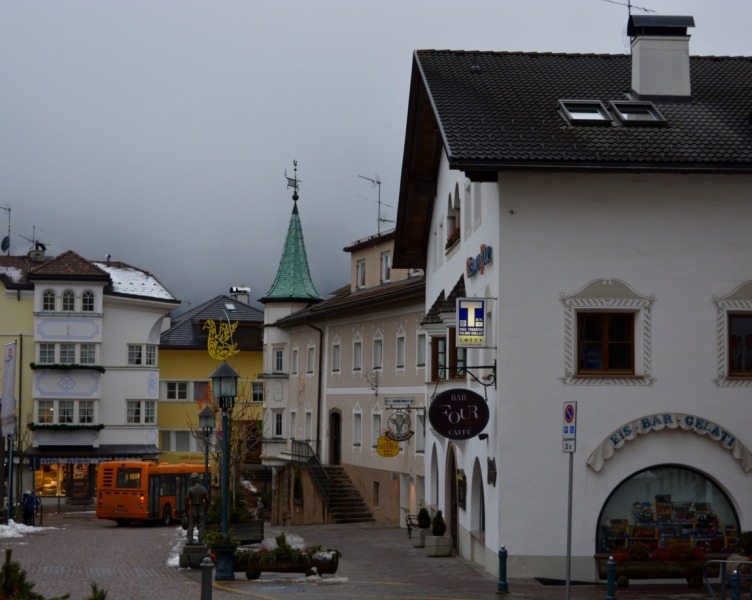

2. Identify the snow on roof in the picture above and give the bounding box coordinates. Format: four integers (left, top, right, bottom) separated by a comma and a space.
93, 262, 176, 301
0, 267, 24, 283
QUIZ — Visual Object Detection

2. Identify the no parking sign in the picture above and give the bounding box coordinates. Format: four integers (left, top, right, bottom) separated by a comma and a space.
562, 402, 577, 453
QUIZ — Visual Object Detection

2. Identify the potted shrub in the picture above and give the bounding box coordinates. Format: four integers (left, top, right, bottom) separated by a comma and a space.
425, 510, 452, 557
412, 508, 432, 548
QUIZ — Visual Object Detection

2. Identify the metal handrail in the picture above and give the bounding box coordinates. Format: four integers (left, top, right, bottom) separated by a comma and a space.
290, 440, 330, 504
704, 559, 752, 600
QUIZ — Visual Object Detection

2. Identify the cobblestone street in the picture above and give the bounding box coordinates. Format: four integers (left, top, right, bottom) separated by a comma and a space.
0, 512, 726, 600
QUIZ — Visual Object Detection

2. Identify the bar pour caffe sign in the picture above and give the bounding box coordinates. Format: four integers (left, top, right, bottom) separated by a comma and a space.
429, 389, 489, 440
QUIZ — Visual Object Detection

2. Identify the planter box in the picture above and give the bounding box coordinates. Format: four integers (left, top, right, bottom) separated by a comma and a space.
233, 520, 264, 544
412, 528, 431, 548
596, 558, 719, 584
425, 536, 452, 557
241, 556, 339, 579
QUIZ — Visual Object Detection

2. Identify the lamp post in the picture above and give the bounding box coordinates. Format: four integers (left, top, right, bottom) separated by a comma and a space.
198, 405, 215, 515
210, 361, 239, 581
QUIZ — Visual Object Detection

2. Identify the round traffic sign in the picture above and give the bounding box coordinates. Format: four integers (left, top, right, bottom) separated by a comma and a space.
564, 405, 575, 423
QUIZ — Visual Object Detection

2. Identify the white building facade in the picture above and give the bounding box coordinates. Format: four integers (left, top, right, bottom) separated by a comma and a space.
393, 16, 752, 581
26, 252, 178, 502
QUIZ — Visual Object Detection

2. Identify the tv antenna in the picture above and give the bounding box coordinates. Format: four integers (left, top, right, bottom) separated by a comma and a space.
16, 226, 49, 254
0, 206, 10, 255
358, 174, 393, 234
601, 0, 655, 15
284, 160, 301, 202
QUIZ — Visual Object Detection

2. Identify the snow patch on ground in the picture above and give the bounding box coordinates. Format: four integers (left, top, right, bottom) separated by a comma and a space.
0, 520, 56, 539
167, 526, 187, 567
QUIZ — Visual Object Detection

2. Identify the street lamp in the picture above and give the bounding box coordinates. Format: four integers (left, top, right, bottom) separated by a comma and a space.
198, 405, 215, 501
209, 362, 239, 543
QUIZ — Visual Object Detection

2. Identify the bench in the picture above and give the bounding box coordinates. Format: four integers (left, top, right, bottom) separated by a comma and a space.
406, 514, 419, 538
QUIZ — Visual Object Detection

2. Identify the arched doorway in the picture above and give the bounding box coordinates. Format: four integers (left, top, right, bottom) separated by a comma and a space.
430, 444, 439, 505
329, 412, 341, 465
445, 444, 458, 552
471, 459, 485, 536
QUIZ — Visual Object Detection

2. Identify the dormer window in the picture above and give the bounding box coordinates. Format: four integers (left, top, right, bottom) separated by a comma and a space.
42, 290, 55, 312
357, 260, 366, 289
609, 101, 666, 127
559, 100, 613, 126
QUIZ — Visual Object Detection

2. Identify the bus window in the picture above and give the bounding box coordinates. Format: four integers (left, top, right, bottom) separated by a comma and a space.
160, 474, 175, 496
116, 468, 142, 488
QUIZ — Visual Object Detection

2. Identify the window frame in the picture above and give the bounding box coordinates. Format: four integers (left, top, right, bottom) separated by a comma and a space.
373, 338, 383, 370
728, 313, 752, 376
609, 100, 666, 127
416, 333, 426, 368
332, 343, 340, 373
252, 381, 264, 402
78, 400, 94, 424
42, 290, 56, 312
290, 411, 297, 440
79, 344, 96, 365
37, 400, 54, 424
372, 412, 382, 448
167, 382, 188, 400
145, 345, 157, 366
59, 343, 76, 365
353, 340, 362, 371
381, 253, 391, 283
273, 412, 284, 438
353, 412, 362, 447
357, 259, 366, 289
274, 348, 284, 373
291, 348, 298, 375
576, 312, 635, 376
62, 290, 75, 312
39, 343, 55, 364
307, 346, 315, 374
559, 99, 613, 126
396, 335, 405, 369
82, 291, 95, 312
58, 400, 74, 424
127, 345, 143, 366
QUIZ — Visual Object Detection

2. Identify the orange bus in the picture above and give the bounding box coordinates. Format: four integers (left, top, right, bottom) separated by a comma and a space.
96, 461, 209, 526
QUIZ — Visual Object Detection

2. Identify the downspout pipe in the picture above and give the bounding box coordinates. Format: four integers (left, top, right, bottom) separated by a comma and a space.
305, 318, 324, 459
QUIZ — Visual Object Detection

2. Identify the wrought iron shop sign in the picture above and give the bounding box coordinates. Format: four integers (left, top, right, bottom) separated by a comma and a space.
456, 297, 486, 347
385, 411, 414, 442
428, 388, 489, 441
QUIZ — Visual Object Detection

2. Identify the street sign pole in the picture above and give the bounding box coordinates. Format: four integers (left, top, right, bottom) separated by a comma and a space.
562, 402, 577, 600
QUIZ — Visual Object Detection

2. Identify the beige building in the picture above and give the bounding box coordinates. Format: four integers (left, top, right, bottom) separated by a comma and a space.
260, 193, 426, 528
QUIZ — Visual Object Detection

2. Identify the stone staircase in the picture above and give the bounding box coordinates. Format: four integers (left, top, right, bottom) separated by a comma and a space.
323, 466, 375, 524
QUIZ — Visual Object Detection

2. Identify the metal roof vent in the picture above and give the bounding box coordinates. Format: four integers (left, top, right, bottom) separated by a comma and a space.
630, 15, 695, 102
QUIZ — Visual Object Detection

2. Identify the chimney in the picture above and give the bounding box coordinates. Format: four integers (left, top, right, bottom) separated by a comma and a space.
229, 286, 251, 305
629, 15, 695, 102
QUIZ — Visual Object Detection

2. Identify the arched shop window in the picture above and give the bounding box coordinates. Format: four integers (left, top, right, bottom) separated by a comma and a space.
597, 465, 740, 554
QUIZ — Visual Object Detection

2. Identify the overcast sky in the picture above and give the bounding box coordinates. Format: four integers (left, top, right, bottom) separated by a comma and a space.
1, 1, 750, 311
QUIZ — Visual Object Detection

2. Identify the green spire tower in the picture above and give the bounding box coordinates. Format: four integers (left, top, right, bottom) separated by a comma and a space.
260, 162, 323, 304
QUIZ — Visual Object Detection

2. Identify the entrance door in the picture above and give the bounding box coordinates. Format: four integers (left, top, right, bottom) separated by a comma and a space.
447, 446, 458, 552
148, 475, 160, 519
330, 412, 341, 465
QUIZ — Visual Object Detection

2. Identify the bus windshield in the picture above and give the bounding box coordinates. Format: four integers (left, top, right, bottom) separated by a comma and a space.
116, 468, 142, 488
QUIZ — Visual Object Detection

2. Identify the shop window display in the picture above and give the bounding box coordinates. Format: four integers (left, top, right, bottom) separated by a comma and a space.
598, 465, 739, 554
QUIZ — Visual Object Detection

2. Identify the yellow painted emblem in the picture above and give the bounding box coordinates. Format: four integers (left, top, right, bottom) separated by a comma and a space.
376, 435, 400, 458
204, 319, 240, 360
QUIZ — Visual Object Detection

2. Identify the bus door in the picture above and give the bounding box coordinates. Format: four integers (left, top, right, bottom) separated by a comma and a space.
148, 475, 160, 518
175, 475, 187, 517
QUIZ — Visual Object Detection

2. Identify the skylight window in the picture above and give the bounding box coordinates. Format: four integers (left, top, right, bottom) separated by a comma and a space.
609, 101, 666, 127
559, 100, 613, 126
224, 303, 236, 311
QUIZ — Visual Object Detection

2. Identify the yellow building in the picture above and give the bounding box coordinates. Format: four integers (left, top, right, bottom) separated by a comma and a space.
0, 254, 40, 505
158, 290, 264, 476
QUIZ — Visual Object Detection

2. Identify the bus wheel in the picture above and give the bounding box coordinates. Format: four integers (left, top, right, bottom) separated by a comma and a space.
162, 505, 172, 526
115, 520, 129, 527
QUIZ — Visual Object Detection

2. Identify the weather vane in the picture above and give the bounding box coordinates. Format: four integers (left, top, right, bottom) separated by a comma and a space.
285, 160, 301, 202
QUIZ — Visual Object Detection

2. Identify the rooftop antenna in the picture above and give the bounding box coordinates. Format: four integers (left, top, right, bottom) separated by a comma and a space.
0, 206, 10, 255
16, 227, 49, 254
358, 174, 393, 234
601, 0, 655, 54
285, 160, 301, 204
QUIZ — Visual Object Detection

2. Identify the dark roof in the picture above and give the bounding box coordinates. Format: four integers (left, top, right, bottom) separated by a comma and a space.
0, 256, 41, 290
416, 50, 752, 170
275, 276, 425, 327
394, 49, 752, 268
28, 250, 110, 281
160, 295, 264, 348
628, 15, 695, 36
421, 276, 465, 325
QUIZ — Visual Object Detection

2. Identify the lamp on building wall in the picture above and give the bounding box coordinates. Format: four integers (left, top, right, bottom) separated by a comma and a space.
209, 361, 239, 581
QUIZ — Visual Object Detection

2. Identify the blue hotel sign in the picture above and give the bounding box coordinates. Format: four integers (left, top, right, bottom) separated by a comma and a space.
456, 298, 486, 347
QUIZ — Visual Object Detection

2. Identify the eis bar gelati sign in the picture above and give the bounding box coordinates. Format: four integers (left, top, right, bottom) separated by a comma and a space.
456, 298, 486, 347
429, 388, 489, 441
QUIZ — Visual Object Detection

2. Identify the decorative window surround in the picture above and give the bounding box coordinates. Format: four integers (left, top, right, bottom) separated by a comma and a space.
713, 281, 752, 387
559, 279, 656, 386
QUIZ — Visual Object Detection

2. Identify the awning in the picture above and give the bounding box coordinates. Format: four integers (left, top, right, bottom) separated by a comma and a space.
26, 445, 160, 465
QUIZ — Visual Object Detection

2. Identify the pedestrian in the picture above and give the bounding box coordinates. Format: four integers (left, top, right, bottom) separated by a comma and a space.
22, 491, 32, 526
